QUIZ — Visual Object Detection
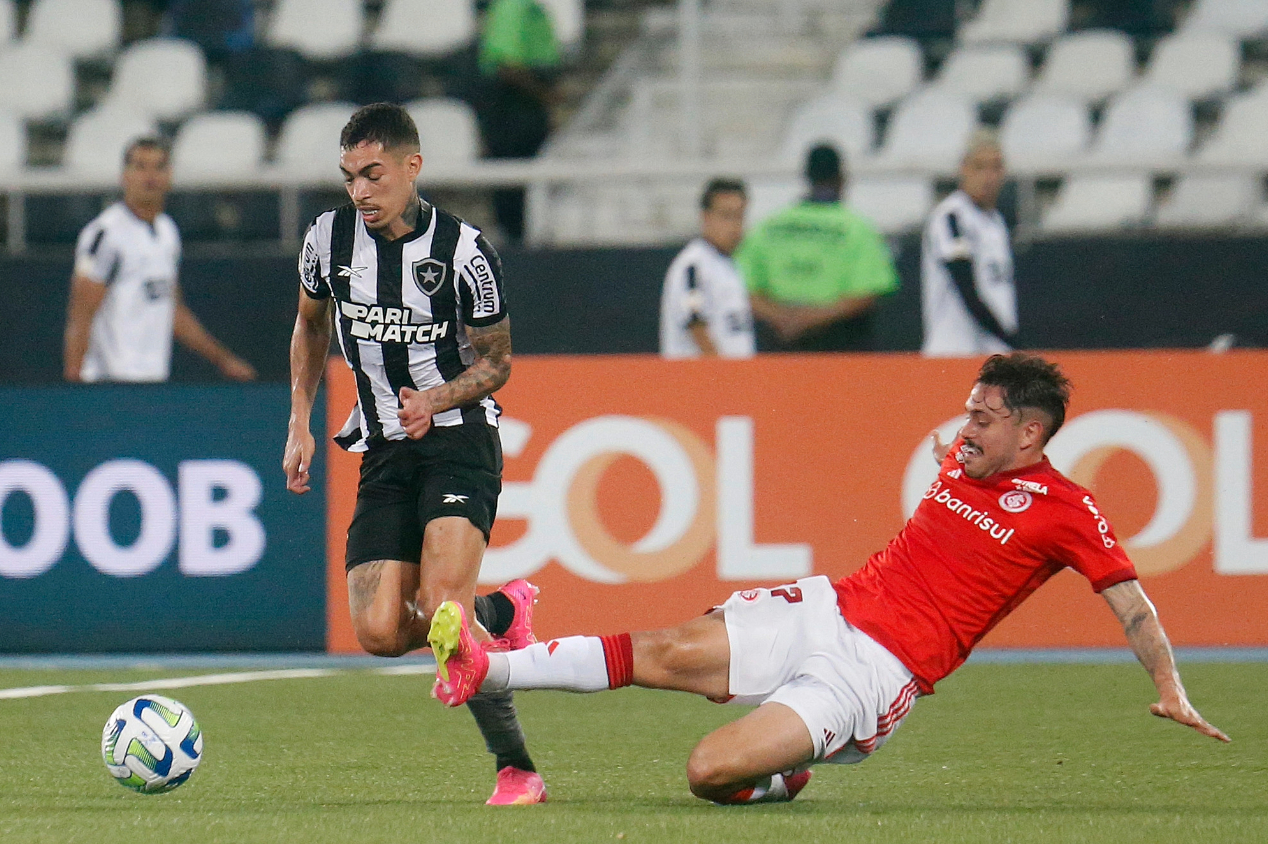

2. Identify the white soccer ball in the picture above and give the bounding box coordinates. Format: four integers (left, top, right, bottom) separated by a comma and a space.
101, 695, 203, 793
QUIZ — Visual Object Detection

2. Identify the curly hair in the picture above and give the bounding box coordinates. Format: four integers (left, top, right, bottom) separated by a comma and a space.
976, 353, 1072, 442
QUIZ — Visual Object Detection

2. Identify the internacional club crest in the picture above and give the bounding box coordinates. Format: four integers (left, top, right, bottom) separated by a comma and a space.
412, 258, 448, 296
998, 489, 1033, 513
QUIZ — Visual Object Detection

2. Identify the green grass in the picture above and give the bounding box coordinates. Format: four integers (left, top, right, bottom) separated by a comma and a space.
0, 663, 1263, 843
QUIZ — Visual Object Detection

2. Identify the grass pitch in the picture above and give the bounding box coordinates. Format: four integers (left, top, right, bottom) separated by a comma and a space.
0, 662, 1263, 844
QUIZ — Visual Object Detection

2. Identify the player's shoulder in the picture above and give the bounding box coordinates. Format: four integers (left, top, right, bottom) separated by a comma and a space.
930, 190, 973, 222
303, 203, 350, 246
1016, 459, 1099, 511
83, 202, 130, 235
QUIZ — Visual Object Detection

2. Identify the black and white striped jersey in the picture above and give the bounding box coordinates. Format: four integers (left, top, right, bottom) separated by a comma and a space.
299, 202, 507, 452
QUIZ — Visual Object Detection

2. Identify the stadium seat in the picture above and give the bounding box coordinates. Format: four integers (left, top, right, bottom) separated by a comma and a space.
539, 0, 584, 54
1033, 30, 1135, 102
1182, 0, 1268, 38
999, 94, 1090, 175
103, 39, 207, 122
0, 0, 15, 44
63, 107, 158, 177
960, 0, 1069, 45
0, 41, 75, 121
267, 0, 363, 60
872, 90, 977, 173
406, 98, 481, 165
847, 175, 933, 234
23, 0, 121, 59
1084, 87, 1193, 169
930, 44, 1029, 103
1154, 172, 1259, 228
274, 102, 358, 178
371, 0, 474, 58
1196, 88, 1268, 167
220, 47, 308, 125
779, 93, 873, 166
831, 36, 923, 108
1142, 32, 1239, 101
1042, 173, 1152, 232
172, 111, 267, 181
0, 108, 25, 172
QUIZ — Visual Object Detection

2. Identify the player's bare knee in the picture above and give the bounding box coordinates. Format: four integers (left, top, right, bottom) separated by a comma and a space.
685, 745, 737, 798
352, 613, 410, 657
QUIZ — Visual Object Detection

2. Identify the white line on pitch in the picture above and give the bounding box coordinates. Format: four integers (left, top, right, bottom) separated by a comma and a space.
0, 665, 434, 700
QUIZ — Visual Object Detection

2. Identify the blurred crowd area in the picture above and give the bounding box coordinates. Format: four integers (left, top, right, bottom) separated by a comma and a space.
2, 0, 1268, 249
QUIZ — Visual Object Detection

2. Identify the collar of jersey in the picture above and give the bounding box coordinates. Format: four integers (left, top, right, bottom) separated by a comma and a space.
959, 455, 1054, 487
363, 201, 435, 245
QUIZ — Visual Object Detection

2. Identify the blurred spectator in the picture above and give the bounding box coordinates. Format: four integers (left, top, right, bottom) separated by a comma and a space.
163, 0, 254, 61
63, 138, 257, 383
476, 0, 561, 243
735, 145, 899, 352
660, 178, 755, 359
920, 130, 1018, 358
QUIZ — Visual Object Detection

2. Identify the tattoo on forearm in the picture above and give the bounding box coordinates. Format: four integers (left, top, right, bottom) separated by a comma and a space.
423, 319, 511, 412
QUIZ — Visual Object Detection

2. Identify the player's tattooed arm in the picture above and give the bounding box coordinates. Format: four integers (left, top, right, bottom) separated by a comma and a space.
1102, 579, 1229, 742
397, 317, 511, 439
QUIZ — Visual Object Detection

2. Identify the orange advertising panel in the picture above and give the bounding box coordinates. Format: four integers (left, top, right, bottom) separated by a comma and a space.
326, 351, 1268, 652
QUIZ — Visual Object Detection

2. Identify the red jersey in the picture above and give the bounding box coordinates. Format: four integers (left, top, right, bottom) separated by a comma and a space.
835, 439, 1137, 694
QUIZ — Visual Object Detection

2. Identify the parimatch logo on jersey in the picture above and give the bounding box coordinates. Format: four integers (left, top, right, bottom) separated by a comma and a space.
340, 301, 449, 344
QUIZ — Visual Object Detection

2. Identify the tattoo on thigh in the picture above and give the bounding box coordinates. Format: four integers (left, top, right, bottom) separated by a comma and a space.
347, 560, 389, 619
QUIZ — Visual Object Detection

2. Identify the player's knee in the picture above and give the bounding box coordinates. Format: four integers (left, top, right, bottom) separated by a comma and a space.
685, 745, 737, 800
352, 614, 410, 657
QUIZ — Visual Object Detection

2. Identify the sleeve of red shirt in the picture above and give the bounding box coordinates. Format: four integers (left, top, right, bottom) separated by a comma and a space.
1053, 488, 1138, 592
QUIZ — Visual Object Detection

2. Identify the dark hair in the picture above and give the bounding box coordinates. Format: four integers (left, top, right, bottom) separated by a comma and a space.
976, 353, 1071, 442
340, 102, 420, 152
123, 136, 170, 167
700, 177, 746, 210
805, 143, 843, 184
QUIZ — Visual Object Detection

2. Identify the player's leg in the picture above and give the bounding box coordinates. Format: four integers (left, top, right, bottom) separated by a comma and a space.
685, 702, 815, 803
347, 558, 424, 656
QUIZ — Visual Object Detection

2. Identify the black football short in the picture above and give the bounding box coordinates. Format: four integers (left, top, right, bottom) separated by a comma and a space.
344, 422, 502, 571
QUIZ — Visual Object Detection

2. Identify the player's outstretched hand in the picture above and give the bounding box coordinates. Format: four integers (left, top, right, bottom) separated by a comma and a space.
398, 386, 434, 439
1150, 695, 1230, 742
283, 428, 316, 494
220, 354, 258, 382
931, 430, 951, 463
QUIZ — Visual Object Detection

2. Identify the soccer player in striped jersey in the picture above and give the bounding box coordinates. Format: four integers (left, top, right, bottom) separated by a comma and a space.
428, 353, 1228, 805
283, 103, 545, 805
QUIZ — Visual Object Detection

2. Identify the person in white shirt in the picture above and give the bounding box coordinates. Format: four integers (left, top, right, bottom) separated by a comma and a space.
63, 137, 257, 383
920, 130, 1018, 358
660, 178, 755, 359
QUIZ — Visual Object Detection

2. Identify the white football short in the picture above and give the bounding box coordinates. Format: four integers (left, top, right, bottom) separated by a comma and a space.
720, 575, 920, 764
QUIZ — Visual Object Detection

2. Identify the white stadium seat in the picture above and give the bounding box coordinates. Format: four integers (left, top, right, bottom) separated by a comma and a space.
0, 108, 25, 172
0, 0, 15, 44
1033, 30, 1135, 102
931, 44, 1029, 103
1042, 173, 1152, 232
831, 36, 923, 108
1085, 87, 1193, 169
0, 41, 75, 120
539, 0, 584, 54
960, 0, 1069, 45
104, 38, 207, 121
1155, 172, 1260, 228
1142, 32, 1239, 101
873, 90, 977, 173
274, 102, 359, 178
172, 111, 267, 181
1196, 88, 1268, 167
63, 107, 158, 177
371, 0, 474, 58
847, 175, 933, 234
23, 0, 121, 59
779, 93, 873, 165
1183, 0, 1268, 38
999, 94, 1090, 175
268, 0, 363, 60
406, 98, 481, 165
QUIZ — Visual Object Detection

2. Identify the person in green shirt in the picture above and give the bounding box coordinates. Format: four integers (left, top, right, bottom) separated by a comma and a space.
735, 145, 899, 351
477, 0, 561, 243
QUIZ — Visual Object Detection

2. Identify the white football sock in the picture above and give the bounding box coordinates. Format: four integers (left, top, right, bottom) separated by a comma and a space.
479, 636, 613, 693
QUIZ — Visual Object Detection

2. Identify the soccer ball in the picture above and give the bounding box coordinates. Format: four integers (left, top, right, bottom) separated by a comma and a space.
101, 695, 203, 793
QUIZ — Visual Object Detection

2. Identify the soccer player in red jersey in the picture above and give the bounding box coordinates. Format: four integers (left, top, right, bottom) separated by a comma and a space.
427, 353, 1229, 805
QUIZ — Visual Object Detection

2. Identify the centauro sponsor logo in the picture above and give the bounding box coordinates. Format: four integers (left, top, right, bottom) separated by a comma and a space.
339, 301, 449, 343
466, 253, 499, 319
923, 480, 1015, 545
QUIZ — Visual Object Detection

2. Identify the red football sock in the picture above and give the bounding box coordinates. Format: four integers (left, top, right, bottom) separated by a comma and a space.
599, 633, 634, 689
